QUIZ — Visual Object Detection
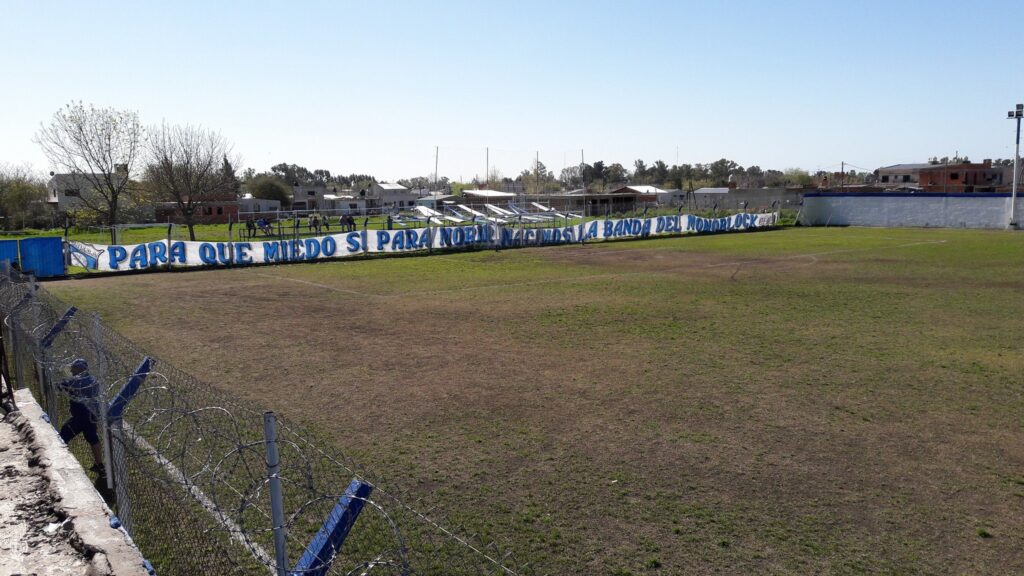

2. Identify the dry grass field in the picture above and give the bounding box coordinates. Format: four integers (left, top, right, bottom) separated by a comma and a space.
48, 226, 1024, 575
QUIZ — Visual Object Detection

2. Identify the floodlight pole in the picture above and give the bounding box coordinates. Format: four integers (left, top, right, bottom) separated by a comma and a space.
1009, 103, 1022, 228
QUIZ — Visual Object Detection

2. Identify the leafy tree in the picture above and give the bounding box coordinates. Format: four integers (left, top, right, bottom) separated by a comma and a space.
312, 169, 332, 184
248, 175, 291, 208
36, 102, 143, 242
651, 160, 669, 185
398, 176, 432, 190
270, 163, 311, 185
519, 160, 555, 194
0, 165, 50, 230
633, 159, 648, 183
763, 169, 787, 187
222, 156, 241, 198
560, 165, 583, 188
709, 158, 740, 186
783, 168, 813, 186
605, 163, 629, 184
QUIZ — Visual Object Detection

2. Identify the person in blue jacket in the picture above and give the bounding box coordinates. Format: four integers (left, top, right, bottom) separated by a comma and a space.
58, 358, 105, 475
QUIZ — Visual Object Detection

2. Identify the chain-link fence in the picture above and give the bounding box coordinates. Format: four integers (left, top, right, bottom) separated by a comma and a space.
0, 265, 534, 576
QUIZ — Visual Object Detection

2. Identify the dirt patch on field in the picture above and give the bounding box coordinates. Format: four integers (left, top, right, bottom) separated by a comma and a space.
46, 230, 1024, 575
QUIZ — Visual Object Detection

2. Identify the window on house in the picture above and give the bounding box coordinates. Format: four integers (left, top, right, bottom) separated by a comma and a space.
881, 175, 889, 183
950, 172, 959, 180
308, 191, 316, 196
65, 188, 80, 197
216, 207, 223, 215
901, 175, 910, 182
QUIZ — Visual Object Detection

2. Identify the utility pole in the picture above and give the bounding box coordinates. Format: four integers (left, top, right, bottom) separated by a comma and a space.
486, 147, 489, 188
841, 161, 844, 193
434, 146, 439, 190
1008, 104, 1022, 227
534, 150, 540, 196
580, 149, 585, 190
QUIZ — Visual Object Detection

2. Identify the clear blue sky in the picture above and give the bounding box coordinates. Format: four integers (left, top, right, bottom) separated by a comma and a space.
2, 0, 1022, 182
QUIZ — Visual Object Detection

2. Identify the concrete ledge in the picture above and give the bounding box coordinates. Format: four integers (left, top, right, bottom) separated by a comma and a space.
11, 388, 151, 575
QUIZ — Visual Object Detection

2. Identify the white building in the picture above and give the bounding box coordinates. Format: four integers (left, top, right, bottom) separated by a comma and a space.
415, 193, 457, 210
607, 185, 676, 204
238, 194, 281, 214
46, 173, 101, 212
368, 182, 420, 211
290, 185, 332, 211
323, 193, 366, 214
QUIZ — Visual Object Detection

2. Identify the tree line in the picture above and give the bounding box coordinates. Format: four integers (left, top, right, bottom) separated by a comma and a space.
4, 101, 1019, 239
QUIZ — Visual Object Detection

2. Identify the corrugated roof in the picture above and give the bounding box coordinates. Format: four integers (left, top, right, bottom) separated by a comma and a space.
463, 189, 516, 198
376, 182, 408, 190
623, 185, 666, 195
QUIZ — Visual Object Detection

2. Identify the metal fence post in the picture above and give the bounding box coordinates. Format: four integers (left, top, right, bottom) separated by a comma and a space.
109, 420, 132, 533
104, 355, 154, 536
93, 313, 114, 490
38, 352, 55, 421
264, 411, 288, 576
10, 316, 25, 390
37, 306, 78, 422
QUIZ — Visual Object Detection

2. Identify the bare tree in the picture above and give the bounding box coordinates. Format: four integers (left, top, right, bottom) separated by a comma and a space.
145, 123, 237, 241
36, 102, 143, 243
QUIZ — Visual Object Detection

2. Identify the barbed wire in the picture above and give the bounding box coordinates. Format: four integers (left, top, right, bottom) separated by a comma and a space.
0, 268, 536, 576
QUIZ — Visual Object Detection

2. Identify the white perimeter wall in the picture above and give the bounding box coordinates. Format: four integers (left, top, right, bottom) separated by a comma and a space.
801, 194, 1024, 229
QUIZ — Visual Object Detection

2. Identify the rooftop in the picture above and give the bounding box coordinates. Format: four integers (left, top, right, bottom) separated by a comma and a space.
877, 163, 933, 172
462, 189, 516, 198
621, 185, 666, 195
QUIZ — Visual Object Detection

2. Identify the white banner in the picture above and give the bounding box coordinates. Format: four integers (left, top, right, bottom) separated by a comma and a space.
69, 213, 778, 273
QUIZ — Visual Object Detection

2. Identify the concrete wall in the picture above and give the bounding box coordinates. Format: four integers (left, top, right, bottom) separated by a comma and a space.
801, 192, 1024, 229
692, 188, 804, 211
6, 389, 150, 575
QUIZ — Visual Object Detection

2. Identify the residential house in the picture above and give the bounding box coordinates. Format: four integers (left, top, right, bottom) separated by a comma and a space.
46, 173, 104, 212
368, 182, 421, 211
606, 185, 674, 204
917, 160, 1010, 192
875, 163, 931, 188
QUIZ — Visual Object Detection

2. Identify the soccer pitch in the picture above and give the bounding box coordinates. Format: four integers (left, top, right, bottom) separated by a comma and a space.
48, 227, 1024, 575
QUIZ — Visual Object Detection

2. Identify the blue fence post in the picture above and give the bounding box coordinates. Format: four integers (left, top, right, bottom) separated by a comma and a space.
105, 356, 154, 535
106, 357, 154, 422
289, 479, 374, 576
40, 306, 77, 349
38, 306, 77, 419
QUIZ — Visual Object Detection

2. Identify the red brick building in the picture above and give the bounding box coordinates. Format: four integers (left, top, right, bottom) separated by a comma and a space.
155, 201, 240, 224
918, 160, 1010, 192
